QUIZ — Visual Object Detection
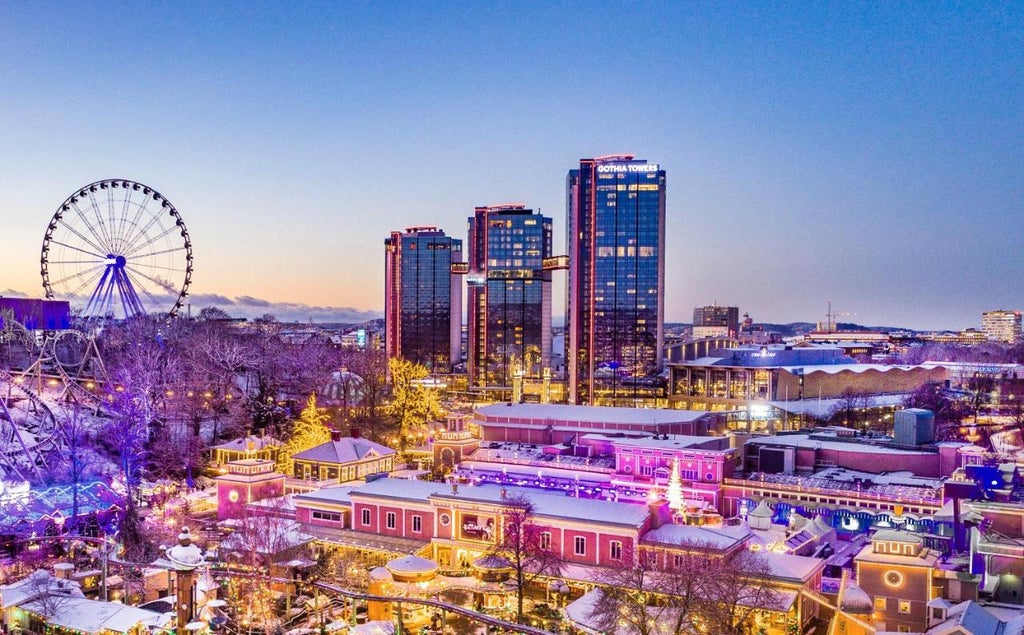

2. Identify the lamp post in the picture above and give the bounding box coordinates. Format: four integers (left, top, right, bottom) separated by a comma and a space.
165, 527, 206, 635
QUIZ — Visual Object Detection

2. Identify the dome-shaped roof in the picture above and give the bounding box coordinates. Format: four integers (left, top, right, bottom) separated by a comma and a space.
385, 555, 438, 583
368, 567, 393, 582
839, 583, 874, 614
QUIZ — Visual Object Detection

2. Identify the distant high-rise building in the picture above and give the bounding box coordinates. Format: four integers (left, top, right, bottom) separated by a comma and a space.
693, 305, 740, 339
982, 310, 1022, 343
466, 205, 553, 388
566, 155, 666, 405
384, 226, 462, 372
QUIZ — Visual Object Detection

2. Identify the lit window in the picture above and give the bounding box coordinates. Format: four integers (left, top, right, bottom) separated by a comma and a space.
899, 601, 911, 614
874, 597, 887, 611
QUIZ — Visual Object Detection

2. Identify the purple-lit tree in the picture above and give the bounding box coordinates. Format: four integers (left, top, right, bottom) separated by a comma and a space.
56, 404, 96, 534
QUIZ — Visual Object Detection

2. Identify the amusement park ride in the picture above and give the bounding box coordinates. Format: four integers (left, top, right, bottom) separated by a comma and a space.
0, 179, 193, 483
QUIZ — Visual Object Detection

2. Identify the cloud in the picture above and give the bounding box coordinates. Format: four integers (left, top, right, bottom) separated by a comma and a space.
186, 293, 236, 306
8, 288, 382, 325
235, 295, 272, 307
191, 297, 381, 324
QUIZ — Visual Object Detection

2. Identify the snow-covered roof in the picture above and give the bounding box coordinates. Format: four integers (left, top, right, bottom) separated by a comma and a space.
745, 433, 935, 455
18, 596, 170, 634
769, 393, 910, 418
640, 523, 750, 551
432, 484, 651, 528
293, 437, 395, 463
474, 403, 716, 425
212, 435, 282, 451
0, 570, 84, 608
347, 478, 450, 502
813, 467, 943, 489
594, 434, 731, 452
760, 552, 826, 583
295, 485, 356, 506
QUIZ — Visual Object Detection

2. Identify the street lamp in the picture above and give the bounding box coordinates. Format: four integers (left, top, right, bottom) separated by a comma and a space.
164, 527, 207, 635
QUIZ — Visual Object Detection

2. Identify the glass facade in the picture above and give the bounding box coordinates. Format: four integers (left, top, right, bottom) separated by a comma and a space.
567, 156, 666, 404
384, 227, 462, 372
467, 205, 552, 388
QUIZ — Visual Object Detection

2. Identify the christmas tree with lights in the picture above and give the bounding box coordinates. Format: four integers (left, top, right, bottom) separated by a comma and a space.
276, 393, 332, 475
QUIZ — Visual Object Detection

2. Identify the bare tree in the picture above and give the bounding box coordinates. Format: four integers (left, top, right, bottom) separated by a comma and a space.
56, 404, 95, 534
346, 348, 390, 441
829, 388, 876, 430
589, 543, 740, 635
699, 549, 780, 635
21, 569, 82, 619
489, 493, 563, 624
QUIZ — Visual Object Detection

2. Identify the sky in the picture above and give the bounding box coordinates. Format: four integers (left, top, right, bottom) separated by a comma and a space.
1, 2, 1021, 330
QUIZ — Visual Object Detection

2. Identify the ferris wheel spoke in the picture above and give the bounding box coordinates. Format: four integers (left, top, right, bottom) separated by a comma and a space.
48, 258, 110, 265
45, 239, 107, 261
116, 191, 149, 255
117, 192, 149, 255
125, 244, 187, 261
83, 191, 117, 253
121, 210, 167, 257
65, 267, 106, 299
124, 264, 178, 296
66, 201, 109, 252
117, 188, 151, 255
48, 265, 106, 292
122, 267, 166, 308
113, 267, 147, 318
125, 261, 186, 276
83, 266, 115, 318
53, 217, 109, 258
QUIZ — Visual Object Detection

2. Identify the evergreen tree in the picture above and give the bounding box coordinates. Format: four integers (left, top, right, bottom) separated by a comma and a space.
666, 458, 684, 515
277, 393, 332, 475
386, 358, 443, 451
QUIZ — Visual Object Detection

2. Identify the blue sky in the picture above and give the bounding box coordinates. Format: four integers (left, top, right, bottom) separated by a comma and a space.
1, 2, 1021, 329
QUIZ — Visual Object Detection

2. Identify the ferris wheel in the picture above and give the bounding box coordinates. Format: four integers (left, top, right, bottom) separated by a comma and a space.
41, 179, 193, 320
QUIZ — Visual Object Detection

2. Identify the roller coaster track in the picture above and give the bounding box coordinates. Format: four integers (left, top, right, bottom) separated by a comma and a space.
0, 366, 60, 480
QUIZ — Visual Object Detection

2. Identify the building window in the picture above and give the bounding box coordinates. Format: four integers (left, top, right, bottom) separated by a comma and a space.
673, 554, 684, 568
412, 515, 422, 533
574, 536, 586, 556
361, 509, 371, 526
899, 601, 911, 614
874, 597, 887, 611
386, 512, 397, 529
540, 532, 551, 551
312, 510, 341, 523
610, 541, 622, 560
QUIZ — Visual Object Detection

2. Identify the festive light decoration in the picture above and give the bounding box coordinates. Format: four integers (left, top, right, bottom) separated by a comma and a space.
276, 393, 332, 475
666, 458, 683, 513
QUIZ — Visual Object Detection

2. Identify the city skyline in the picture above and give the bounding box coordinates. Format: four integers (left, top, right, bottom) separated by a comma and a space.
1, 3, 1022, 330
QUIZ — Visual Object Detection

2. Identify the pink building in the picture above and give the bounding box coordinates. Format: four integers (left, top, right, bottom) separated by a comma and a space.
472, 403, 726, 444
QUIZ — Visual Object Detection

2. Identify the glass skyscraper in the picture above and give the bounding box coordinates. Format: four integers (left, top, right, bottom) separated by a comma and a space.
467, 205, 553, 389
566, 155, 666, 405
384, 226, 462, 372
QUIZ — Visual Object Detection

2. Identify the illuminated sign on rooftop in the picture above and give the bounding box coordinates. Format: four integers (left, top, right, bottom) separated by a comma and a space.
597, 163, 660, 174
